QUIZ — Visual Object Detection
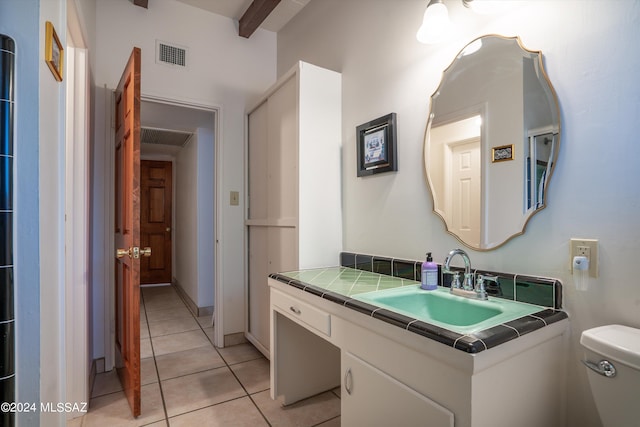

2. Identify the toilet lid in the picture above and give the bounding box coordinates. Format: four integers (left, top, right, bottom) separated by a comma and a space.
580, 324, 640, 371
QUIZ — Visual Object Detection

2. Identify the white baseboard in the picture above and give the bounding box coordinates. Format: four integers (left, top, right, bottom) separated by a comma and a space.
172, 278, 213, 317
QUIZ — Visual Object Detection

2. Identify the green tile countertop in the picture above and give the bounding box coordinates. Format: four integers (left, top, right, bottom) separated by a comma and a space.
280, 266, 416, 297
269, 266, 568, 354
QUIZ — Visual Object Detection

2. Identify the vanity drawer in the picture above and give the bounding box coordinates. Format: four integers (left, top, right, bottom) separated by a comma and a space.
272, 289, 331, 337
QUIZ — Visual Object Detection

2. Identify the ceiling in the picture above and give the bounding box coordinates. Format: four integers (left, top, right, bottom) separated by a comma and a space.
140, 100, 215, 156
173, 0, 310, 32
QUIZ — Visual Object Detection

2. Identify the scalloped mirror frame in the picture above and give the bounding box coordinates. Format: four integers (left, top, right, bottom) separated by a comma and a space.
424, 35, 561, 251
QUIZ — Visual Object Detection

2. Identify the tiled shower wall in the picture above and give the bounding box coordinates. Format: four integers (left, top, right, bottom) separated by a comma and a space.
0, 34, 15, 427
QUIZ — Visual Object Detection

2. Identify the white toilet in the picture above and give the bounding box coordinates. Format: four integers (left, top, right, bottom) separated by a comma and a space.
580, 324, 640, 427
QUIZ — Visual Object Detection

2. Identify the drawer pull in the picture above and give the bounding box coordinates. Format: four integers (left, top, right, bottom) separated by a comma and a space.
344, 368, 353, 395
289, 306, 301, 315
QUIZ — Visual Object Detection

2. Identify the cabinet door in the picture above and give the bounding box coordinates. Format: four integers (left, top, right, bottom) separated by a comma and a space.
342, 352, 454, 427
266, 75, 297, 221
248, 100, 268, 221
248, 226, 298, 351
248, 226, 269, 349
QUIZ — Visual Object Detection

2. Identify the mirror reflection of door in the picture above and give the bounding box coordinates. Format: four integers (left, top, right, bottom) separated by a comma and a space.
429, 115, 482, 248
449, 139, 481, 248
526, 130, 557, 211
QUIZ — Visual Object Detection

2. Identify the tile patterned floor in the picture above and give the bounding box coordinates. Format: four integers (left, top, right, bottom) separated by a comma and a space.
67, 285, 341, 426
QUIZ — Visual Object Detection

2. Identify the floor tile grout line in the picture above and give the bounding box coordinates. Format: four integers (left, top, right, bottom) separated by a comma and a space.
182, 292, 275, 427
89, 286, 251, 424
92, 285, 340, 426
246, 392, 273, 427
182, 285, 340, 427
142, 291, 171, 426
96, 285, 334, 426
311, 414, 341, 427
163, 394, 266, 424
157, 364, 228, 383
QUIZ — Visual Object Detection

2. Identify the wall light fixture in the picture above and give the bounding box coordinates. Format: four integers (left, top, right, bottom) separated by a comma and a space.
416, 0, 451, 44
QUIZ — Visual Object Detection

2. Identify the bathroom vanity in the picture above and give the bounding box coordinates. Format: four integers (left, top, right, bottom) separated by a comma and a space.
269, 267, 568, 427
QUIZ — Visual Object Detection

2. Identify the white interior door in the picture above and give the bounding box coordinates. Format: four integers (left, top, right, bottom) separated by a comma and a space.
449, 138, 481, 247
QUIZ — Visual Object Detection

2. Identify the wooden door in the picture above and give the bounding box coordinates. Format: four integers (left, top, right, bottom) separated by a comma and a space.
141, 160, 172, 284
114, 47, 143, 418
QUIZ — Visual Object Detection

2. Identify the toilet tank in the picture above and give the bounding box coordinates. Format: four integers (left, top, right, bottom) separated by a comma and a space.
580, 324, 640, 427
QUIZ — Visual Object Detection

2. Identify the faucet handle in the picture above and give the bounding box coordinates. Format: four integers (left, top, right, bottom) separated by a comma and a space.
478, 274, 499, 282
451, 272, 462, 289
477, 274, 501, 296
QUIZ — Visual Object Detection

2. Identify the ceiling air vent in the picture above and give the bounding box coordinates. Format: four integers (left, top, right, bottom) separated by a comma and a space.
141, 127, 193, 147
156, 40, 187, 68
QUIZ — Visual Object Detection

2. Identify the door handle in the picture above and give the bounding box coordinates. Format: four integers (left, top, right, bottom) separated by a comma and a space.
116, 247, 152, 258
116, 248, 131, 258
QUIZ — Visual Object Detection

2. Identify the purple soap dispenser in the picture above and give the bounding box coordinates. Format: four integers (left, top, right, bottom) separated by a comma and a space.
420, 252, 438, 291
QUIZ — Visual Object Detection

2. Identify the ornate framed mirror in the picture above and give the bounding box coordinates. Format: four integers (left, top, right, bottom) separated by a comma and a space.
424, 35, 560, 250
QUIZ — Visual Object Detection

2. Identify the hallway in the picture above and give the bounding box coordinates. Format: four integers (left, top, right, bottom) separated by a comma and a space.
69, 285, 341, 426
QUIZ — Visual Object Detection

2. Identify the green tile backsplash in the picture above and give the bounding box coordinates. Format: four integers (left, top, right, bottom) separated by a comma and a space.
340, 252, 562, 309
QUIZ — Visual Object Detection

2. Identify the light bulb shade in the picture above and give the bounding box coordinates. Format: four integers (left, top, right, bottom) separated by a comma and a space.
416, 1, 451, 44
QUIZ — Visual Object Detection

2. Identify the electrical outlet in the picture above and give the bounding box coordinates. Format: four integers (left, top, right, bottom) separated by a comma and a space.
570, 238, 598, 278
576, 245, 590, 259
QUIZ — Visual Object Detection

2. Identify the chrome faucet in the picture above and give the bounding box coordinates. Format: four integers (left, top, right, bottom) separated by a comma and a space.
443, 248, 473, 290
443, 248, 490, 300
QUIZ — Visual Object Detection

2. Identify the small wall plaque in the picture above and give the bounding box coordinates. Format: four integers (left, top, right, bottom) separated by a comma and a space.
492, 144, 514, 162
45, 21, 64, 82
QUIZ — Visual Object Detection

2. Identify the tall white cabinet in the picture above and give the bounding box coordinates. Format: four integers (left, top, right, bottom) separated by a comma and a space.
246, 62, 343, 354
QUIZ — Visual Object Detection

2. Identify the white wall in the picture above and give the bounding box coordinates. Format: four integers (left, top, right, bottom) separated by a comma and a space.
0, 1, 42, 425
278, 1, 640, 426
39, 1, 68, 426
175, 136, 198, 305
91, 0, 276, 356
163, 128, 214, 310
70, 0, 96, 55
196, 127, 215, 306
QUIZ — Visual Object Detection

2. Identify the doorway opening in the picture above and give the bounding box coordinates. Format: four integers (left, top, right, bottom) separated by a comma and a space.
139, 98, 217, 320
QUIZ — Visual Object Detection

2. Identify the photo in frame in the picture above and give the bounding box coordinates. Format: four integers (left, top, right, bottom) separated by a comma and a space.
45, 21, 64, 82
356, 113, 398, 177
492, 144, 514, 162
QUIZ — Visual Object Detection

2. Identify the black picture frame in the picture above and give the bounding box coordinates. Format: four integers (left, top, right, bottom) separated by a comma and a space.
356, 113, 398, 177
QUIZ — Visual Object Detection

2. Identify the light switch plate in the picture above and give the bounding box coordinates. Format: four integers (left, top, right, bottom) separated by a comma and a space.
230, 191, 240, 206
570, 238, 598, 278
